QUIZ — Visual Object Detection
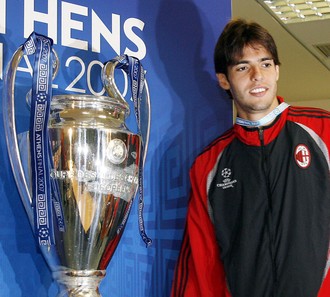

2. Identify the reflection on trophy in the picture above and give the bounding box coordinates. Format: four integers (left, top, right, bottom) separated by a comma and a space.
3, 32, 151, 296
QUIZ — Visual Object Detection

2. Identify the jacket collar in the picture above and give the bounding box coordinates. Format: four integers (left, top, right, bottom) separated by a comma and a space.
233, 97, 288, 146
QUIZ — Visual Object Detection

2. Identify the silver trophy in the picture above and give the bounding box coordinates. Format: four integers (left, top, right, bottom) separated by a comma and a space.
3, 33, 151, 296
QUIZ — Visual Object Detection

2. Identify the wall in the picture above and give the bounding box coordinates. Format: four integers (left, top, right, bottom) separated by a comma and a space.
0, 0, 232, 296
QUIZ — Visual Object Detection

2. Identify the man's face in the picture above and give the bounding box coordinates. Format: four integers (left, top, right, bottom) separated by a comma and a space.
217, 44, 280, 121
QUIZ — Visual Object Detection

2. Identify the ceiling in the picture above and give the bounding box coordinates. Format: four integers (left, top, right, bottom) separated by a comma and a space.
232, 0, 330, 105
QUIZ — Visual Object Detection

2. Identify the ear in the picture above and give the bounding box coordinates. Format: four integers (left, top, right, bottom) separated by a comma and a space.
275, 65, 280, 81
216, 73, 231, 90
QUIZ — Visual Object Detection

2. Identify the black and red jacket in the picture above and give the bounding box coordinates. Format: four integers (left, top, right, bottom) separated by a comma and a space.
171, 98, 330, 297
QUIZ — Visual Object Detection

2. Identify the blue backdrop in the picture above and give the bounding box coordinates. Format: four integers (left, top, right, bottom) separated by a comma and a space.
0, 0, 232, 296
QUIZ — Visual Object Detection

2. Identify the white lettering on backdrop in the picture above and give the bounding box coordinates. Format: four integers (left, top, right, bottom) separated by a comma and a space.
0, 0, 147, 95
23, 0, 146, 59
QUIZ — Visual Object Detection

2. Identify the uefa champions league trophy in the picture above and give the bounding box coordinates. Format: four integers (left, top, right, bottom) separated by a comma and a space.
3, 32, 151, 296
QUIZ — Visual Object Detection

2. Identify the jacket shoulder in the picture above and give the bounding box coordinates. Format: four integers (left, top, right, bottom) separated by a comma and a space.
287, 105, 330, 150
287, 105, 330, 123
191, 128, 235, 174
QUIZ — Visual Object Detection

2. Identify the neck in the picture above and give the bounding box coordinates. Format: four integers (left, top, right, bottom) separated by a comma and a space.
235, 102, 289, 128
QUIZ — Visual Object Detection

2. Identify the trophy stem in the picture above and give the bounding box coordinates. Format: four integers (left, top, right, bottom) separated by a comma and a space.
53, 269, 106, 297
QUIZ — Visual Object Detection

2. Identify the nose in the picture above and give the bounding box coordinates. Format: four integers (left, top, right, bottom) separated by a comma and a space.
251, 66, 263, 81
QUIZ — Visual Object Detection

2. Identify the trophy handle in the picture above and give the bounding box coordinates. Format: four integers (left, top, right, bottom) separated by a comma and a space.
102, 56, 152, 247
141, 80, 151, 164
101, 59, 130, 110
102, 58, 151, 163
2, 45, 59, 227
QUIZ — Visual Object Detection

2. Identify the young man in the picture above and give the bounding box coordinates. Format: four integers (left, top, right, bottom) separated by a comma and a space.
171, 19, 330, 297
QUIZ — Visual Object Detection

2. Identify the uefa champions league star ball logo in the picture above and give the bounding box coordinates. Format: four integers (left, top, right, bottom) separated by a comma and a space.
217, 168, 237, 190
221, 168, 231, 179
37, 93, 47, 102
39, 227, 49, 239
106, 139, 128, 165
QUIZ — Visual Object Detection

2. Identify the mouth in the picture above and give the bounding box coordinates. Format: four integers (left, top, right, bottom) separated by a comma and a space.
250, 87, 267, 95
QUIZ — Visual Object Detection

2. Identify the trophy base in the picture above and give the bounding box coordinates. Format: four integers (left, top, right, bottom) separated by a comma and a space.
53, 269, 106, 297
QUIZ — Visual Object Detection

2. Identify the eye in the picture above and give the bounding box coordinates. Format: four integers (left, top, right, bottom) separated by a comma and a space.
262, 60, 274, 68
236, 65, 248, 72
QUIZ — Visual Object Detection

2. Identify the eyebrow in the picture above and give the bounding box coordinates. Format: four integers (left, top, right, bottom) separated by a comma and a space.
234, 57, 274, 65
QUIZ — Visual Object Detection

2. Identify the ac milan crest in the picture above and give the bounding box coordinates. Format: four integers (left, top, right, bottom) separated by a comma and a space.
294, 144, 311, 169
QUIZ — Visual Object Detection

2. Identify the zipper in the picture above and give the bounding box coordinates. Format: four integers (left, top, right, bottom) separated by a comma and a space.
258, 127, 276, 297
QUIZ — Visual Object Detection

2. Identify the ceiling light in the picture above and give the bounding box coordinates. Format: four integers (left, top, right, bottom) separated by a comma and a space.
256, 0, 330, 70
256, 0, 330, 24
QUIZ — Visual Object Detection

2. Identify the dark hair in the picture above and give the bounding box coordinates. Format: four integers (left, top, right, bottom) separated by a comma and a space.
214, 19, 281, 75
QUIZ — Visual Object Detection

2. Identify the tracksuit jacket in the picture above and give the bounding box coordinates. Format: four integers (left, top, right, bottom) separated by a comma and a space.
171, 97, 330, 297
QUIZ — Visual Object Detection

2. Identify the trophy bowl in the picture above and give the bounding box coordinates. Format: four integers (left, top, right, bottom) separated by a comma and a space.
3, 32, 151, 296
